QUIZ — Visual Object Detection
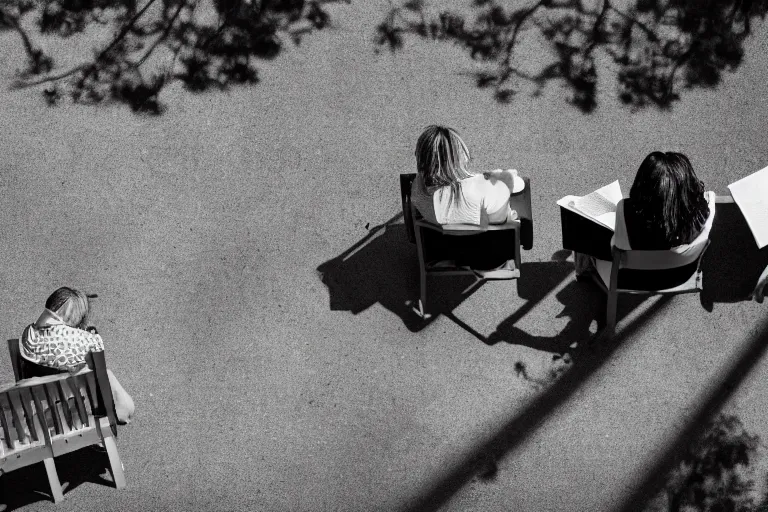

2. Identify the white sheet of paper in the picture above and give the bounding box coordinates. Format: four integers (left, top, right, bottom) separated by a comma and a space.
728, 165, 768, 248
556, 180, 621, 231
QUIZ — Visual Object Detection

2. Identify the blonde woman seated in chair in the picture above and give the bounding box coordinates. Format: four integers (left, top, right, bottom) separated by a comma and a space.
576, 152, 716, 289
410, 125, 526, 274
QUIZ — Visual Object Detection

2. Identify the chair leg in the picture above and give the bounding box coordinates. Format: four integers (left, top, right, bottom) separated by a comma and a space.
417, 269, 430, 319
605, 289, 618, 338
43, 458, 64, 503
103, 436, 126, 490
97, 417, 126, 489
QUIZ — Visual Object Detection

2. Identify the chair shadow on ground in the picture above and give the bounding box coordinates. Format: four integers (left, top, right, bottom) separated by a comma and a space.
317, 213, 475, 332
397, 202, 768, 511
317, 215, 648, 354
319, 212, 716, 512
447, 253, 647, 354
0, 447, 116, 511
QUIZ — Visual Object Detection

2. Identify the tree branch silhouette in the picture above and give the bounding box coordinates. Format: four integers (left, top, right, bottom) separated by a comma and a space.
2, 0, 349, 113
376, 0, 768, 111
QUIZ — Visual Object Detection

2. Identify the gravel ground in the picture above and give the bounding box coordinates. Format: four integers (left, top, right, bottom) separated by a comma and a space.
1, 2, 767, 511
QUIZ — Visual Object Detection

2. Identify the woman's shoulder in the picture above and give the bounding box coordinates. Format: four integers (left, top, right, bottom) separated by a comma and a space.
44, 324, 102, 342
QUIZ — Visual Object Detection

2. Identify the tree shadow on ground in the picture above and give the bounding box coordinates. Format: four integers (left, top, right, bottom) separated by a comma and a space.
400, 293, 675, 511
620, 317, 768, 512
320, 212, 705, 511
640, 412, 764, 512
376, 0, 768, 112
0, 447, 116, 511
0, 0, 348, 112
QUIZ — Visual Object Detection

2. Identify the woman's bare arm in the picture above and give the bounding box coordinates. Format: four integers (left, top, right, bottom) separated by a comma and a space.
752, 264, 768, 303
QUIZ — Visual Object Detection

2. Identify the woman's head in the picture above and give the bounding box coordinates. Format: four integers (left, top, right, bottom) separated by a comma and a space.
45, 287, 91, 330
415, 125, 473, 191
629, 152, 709, 245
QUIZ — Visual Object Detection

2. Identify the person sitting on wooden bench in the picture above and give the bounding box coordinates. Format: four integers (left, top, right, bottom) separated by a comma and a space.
20, 287, 135, 424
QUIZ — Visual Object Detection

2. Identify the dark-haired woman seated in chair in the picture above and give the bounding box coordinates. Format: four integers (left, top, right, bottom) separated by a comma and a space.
410, 125, 526, 276
576, 152, 716, 289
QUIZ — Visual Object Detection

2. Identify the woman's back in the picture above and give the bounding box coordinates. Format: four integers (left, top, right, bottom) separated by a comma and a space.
411, 173, 514, 225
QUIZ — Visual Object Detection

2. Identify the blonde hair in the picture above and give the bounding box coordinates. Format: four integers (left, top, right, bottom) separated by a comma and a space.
415, 125, 473, 202
45, 287, 91, 330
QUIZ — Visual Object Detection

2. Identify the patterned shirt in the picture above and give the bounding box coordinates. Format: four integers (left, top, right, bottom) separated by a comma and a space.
20, 314, 104, 371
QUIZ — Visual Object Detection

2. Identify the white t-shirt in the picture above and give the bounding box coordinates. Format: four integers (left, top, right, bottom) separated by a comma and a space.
411, 172, 525, 225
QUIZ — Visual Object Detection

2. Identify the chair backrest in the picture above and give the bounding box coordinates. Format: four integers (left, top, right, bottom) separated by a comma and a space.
0, 371, 99, 460
617, 192, 716, 271
618, 240, 711, 271
7, 338, 23, 381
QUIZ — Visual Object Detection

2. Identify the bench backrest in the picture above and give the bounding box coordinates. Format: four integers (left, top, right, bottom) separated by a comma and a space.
6, 339, 118, 437
0, 371, 97, 458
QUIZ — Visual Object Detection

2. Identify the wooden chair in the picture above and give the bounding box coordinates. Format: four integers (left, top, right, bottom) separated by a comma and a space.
400, 173, 533, 318
589, 193, 717, 338
0, 368, 125, 504
593, 241, 712, 338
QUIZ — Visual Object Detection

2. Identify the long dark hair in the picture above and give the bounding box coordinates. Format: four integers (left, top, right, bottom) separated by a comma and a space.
628, 152, 709, 247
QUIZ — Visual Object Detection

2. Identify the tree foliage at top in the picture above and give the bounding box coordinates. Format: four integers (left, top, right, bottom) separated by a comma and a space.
0, 0, 346, 113
375, 0, 768, 112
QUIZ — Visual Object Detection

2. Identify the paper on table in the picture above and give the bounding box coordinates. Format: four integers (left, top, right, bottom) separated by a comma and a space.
728, 165, 768, 248
557, 180, 622, 231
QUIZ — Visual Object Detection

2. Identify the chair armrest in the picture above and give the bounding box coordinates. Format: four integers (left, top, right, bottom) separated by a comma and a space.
510, 177, 533, 250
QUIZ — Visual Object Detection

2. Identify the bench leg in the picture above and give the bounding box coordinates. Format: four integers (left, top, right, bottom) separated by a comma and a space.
98, 417, 126, 489
103, 436, 126, 490
43, 458, 63, 503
